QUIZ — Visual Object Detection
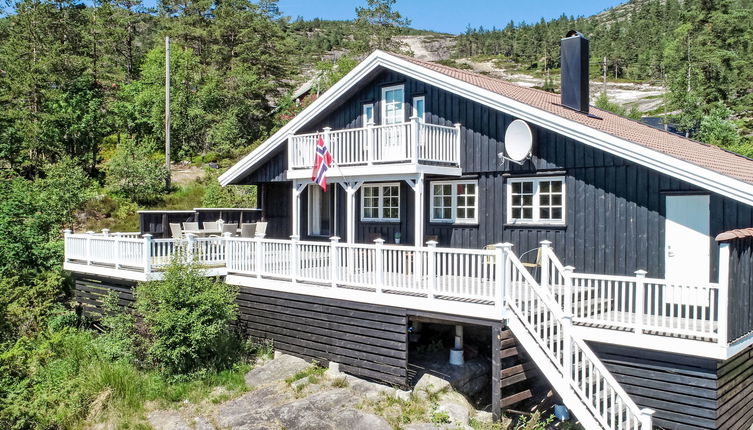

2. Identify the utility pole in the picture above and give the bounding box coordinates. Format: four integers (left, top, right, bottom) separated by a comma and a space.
165, 36, 171, 189
602, 56, 607, 95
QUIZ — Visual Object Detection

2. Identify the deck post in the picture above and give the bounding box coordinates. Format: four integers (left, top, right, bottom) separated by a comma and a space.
63, 229, 72, 263
291, 180, 305, 238
563, 266, 575, 316
639, 408, 655, 430
426, 240, 438, 299
143, 234, 152, 274
255, 234, 263, 279
222, 232, 232, 270
495, 243, 514, 312
344, 182, 363, 244
539, 240, 552, 290
562, 314, 573, 381
286, 133, 293, 168
374, 238, 385, 293
454, 123, 462, 165
290, 235, 300, 284
410, 115, 420, 164
634, 270, 647, 336
718, 243, 730, 346
102, 228, 110, 237
410, 175, 424, 248
329, 236, 340, 288
86, 231, 95, 265
186, 232, 196, 263
114, 232, 122, 269
367, 122, 374, 165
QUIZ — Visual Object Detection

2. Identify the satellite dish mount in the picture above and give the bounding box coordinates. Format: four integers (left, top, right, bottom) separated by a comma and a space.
498, 119, 534, 166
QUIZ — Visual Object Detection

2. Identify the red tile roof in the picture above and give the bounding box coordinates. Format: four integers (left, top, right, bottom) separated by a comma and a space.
716, 228, 753, 242
397, 54, 753, 185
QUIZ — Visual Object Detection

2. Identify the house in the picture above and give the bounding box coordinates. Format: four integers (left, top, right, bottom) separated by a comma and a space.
64, 32, 753, 430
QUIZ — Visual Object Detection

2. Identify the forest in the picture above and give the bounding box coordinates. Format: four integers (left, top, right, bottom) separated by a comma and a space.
1, 0, 753, 427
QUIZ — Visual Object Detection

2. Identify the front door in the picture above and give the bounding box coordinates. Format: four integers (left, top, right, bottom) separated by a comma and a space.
665, 194, 710, 282
308, 185, 332, 237
380, 85, 405, 161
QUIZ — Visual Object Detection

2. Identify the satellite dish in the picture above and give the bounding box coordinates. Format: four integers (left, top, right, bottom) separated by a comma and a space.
504, 120, 534, 163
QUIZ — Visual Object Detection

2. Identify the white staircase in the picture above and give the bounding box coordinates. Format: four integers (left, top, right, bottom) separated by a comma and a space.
501, 244, 654, 430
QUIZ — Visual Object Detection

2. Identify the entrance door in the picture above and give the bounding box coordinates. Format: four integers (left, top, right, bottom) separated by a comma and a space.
665, 194, 710, 282
380, 85, 405, 161
308, 185, 332, 237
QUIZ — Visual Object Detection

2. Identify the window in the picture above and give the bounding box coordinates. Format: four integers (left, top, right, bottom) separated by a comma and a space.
362, 103, 374, 126
507, 177, 565, 225
412, 96, 425, 121
361, 183, 400, 222
430, 180, 478, 224
381, 85, 404, 125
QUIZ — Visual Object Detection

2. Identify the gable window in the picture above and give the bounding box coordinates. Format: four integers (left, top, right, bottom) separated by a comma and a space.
412, 96, 425, 121
507, 177, 565, 225
431, 180, 478, 224
362, 103, 374, 126
361, 183, 400, 222
381, 85, 404, 125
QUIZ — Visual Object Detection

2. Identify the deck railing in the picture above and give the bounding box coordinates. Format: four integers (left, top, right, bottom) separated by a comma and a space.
288, 119, 461, 169
539, 242, 727, 344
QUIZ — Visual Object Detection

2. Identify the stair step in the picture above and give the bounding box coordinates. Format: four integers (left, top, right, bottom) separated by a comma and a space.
501, 369, 539, 387
499, 329, 514, 340
501, 389, 533, 407
500, 346, 520, 359
501, 362, 537, 378
500, 337, 516, 349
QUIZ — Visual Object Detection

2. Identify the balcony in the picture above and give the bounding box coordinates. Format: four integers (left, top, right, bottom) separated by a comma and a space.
286, 119, 462, 180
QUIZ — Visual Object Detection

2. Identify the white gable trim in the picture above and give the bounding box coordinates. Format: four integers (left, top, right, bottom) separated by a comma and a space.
220, 51, 753, 207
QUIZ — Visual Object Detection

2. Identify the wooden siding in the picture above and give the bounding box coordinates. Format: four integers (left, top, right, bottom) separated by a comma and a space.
590, 342, 719, 430
261, 182, 292, 239
74, 275, 136, 317
716, 344, 753, 430
139, 211, 196, 238
239, 148, 288, 184
727, 237, 753, 342
238, 287, 409, 387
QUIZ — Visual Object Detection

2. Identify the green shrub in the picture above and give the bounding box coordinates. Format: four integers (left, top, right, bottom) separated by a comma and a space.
135, 258, 238, 375
104, 141, 169, 204
201, 169, 256, 208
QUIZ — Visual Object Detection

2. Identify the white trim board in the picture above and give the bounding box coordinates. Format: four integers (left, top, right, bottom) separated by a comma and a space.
219, 50, 753, 207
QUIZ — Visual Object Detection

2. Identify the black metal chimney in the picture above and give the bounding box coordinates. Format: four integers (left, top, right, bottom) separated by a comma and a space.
560, 30, 589, 114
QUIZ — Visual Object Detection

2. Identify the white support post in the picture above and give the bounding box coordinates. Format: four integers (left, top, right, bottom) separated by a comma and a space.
344, 182, 362, 244
323, 127, 332, 163
143, 234, 153, 274
634, 269, 647, 336
495, 243, 514, 312
410, 115, 420, 164
222, 232, 232, 270
718, 243, 730, 346
329, 236, 340, 288
409, 175, 424, 248
290, 234, 300, 284
255, 234, 263, 278
186, 232, 196, 263
427, 240, 437, 299
564, 265, 575, 316
374, 238, 385, 293
63, 229, 72, 263
562, 314, 573, 380
454, 123, 462, 165
639, 408, 655, 430
86, 231, 95, 265
291, 180, 305, 238
367, 122, 375, 165
540, 240, 552, 290
286, 133, 294, 168
102, 228, 110, 237
454, 325, 463, 349
114, 232, 122, 269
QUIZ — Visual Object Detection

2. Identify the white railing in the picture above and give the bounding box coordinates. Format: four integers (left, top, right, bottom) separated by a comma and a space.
506, 247, 652, 430
288, 119, 461, 169
539, 242, 726, 343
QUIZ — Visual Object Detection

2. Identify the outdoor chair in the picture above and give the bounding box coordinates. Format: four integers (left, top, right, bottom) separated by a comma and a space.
424, 234, 439, 245
169, 223, 183, 239
519, 247, 542, 280
183, 222, 199, 231
222, 223, 238, 236
240, 223, 256, 238
255, 222, 268, 237
203, 221, 219, 230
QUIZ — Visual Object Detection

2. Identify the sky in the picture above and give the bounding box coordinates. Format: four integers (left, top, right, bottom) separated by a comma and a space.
276, 0, 626, 35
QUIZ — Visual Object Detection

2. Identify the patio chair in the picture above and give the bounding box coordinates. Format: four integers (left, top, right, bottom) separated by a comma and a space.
169, 223, 183, 239
240, 223, 256, 238
519, 247, 542, 279
222, 223, 238, 236
255, 222, 268, 237
203, 221, 219, 230
183, 222, 199, 231
424, 234, 439, 245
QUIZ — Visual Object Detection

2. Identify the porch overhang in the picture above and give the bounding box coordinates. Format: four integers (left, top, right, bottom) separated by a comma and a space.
286, 163, 462, 181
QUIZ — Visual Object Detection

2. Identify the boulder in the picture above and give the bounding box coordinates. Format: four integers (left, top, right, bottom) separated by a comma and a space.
332, 409, 392, 430
244, 354, 310, 388
414, 373, 451, 399
216, 386, 290, 428
146, 410, 191, 430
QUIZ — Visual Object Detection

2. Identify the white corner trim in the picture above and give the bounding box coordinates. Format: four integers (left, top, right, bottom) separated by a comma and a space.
220, 51, 753, 207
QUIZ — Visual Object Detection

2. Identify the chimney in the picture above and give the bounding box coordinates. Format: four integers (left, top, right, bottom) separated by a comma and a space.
560, 30, 590, 114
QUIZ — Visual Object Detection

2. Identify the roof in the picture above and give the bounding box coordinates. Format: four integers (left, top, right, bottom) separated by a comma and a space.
396, 54, 753, 185
716, 228, 753, 242
220, 50, 753, 207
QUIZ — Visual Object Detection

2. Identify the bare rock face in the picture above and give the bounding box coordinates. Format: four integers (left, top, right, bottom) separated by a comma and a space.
147, 410, 192, 430
414, 373, 451, 399
244, 354, 310, 388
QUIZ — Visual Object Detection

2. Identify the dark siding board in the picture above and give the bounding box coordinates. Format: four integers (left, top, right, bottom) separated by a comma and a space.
73, 275, 137, 317
716, 345, 753, 430
728, 237, 753, 341
237, 286, 408, 387
262, 182, 291, 239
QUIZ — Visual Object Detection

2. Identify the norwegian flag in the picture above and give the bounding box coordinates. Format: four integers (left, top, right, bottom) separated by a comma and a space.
311, 135, 333, 191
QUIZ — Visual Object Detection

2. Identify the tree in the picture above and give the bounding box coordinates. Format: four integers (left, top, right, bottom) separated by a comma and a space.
353, 0, 410, 54
104, 140, 168, 204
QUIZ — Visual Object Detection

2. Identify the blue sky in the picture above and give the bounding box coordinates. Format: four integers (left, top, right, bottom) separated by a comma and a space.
276, 0, 625, 35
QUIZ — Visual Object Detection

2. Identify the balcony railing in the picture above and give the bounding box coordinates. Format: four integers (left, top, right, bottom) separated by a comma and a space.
288, 119, 461, 169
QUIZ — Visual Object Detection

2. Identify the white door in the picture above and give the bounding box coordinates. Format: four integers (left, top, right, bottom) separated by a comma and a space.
380, 85, 405, 161
665, 194, 710, 282
308, 185, 331, 237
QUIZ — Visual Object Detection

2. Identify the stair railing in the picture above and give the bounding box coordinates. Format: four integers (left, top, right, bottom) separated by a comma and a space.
504, 245, 653, 430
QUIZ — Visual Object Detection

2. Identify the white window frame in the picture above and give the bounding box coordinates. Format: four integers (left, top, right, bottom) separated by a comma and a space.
412, 96, 425, 121
362, 103, 374, 126
430, 180, 479, 224
506, 176, 566, 226
381, 84, 404, 125
361, 182, 401, 222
